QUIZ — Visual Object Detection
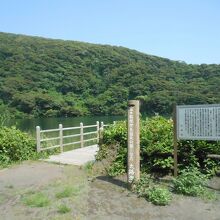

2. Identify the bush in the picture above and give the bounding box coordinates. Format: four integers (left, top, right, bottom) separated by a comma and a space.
97, 116, 220, 176
133, 174, 172, 206
0, 126, 37, 166
173, 167, 208, 196
134, 173, 152, 197
147, 187, 172, 206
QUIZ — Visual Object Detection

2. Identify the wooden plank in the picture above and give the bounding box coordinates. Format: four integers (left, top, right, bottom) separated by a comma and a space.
41, 136, 60, 142
41, 145, 60, 151
40, 128, 60, 133
83, 131, 97, 136
63, 133, 81, 139
207, 154, 220, 159
83, 124, 97, 128
83, 138, 97, 143
62, 126, 81, 131
63, 141, 81, 147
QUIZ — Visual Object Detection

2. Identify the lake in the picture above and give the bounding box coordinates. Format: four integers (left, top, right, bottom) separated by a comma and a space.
9, 115, 125, 135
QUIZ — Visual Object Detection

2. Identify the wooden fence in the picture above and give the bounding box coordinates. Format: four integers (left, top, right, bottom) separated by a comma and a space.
36, 121, 115, 152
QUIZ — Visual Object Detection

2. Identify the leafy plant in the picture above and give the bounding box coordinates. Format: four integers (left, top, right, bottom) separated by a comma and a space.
97, 116, 220, 176
147, 187, 172, 206
0, 106, 10, 127
133, 173, 152, 197
133, 174, 172, 206
173, 167, 208, 196
0, 126, 37, 166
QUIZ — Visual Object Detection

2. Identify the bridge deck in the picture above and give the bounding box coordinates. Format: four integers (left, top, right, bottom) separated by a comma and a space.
43, 145, 99, 166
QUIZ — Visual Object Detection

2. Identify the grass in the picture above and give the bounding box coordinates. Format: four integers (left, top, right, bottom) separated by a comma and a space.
57, 204, 71, 214
5, 184, 14, 189
199, 189, 218, 201
0, 195, 5, 204
23, 192, 50, 207
55, 186, 79, 199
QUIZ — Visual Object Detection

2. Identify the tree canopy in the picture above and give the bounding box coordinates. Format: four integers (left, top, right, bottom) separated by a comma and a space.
0, 32, 219, 118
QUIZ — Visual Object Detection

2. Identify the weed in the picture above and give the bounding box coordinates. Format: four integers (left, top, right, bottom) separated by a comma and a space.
147, 187, 172, 206
84, 161, 94, 174
23, 192, 50, 207
133, 174, 172, 205
173, 167, 208, 197
56, 186, 78, 199
134, 173, 152, 197
199, 189, 217, 201
57, 204, 71, 214
0, 195, 5, 204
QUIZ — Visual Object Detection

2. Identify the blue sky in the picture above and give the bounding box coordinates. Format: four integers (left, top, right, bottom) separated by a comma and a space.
0, 0, 220, 64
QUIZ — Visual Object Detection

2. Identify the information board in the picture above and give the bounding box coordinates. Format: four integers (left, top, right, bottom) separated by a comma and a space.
176, 104, 220, 140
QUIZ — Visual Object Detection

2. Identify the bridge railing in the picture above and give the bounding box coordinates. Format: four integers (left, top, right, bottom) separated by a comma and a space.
36, 121, 115, 152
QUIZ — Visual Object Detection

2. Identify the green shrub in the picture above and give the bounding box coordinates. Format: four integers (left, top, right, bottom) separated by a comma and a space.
97, 116, 220, 176
173, 167, 208, 196
133, 174, 172, 206
178, 140, 220, 174
0, 126, 37, 166
134, 173, 152, 197
147, 187, 172, 206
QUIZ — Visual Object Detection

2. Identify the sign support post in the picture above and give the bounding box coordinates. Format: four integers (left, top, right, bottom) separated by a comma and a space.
173, 105, 178, 177
127, 100, 140, 187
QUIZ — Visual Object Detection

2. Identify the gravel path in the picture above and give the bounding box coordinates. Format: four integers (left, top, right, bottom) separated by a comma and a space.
0, 161, 219, 220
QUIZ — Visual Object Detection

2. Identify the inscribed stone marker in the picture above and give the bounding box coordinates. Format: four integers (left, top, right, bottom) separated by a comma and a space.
127, 100, 140, 185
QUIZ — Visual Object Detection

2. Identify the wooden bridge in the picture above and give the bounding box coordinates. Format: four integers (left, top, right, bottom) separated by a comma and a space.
36, 121, 114, 165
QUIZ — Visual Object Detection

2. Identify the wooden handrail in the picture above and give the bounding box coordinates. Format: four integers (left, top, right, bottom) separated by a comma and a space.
36, 121, 115, 152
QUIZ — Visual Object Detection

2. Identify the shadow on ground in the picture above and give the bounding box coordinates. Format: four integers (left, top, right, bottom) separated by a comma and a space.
96, 175, 128, 189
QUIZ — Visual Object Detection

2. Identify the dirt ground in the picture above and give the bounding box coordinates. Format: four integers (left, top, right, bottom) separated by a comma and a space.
0, 161, 219, 220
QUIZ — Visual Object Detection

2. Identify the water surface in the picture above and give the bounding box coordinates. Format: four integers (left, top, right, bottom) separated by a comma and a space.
9, 115, 125, 135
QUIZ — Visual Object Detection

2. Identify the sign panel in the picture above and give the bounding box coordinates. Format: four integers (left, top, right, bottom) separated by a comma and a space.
176, 104, 220, 140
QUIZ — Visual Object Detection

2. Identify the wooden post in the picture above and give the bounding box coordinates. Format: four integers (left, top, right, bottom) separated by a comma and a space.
101, 121, 104, 130
99, 121, 104, 143
80, 122, 84, 148
96, 121, 99, 143
127, 100, 140, 187
173, 105, 178, 177
36, 126, 41, 152
59, 124, 63, 152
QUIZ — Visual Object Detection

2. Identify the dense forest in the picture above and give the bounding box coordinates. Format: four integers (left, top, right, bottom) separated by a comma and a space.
0, 32, 220, 118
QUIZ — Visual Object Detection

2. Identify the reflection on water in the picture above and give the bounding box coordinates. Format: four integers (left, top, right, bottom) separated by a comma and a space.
8, 115, 125, 135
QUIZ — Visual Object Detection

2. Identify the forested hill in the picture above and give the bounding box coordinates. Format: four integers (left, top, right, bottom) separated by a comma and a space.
0, 32, 220, 118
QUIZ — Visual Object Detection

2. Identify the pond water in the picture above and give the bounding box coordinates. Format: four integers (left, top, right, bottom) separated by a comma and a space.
9, 115, 125, 135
